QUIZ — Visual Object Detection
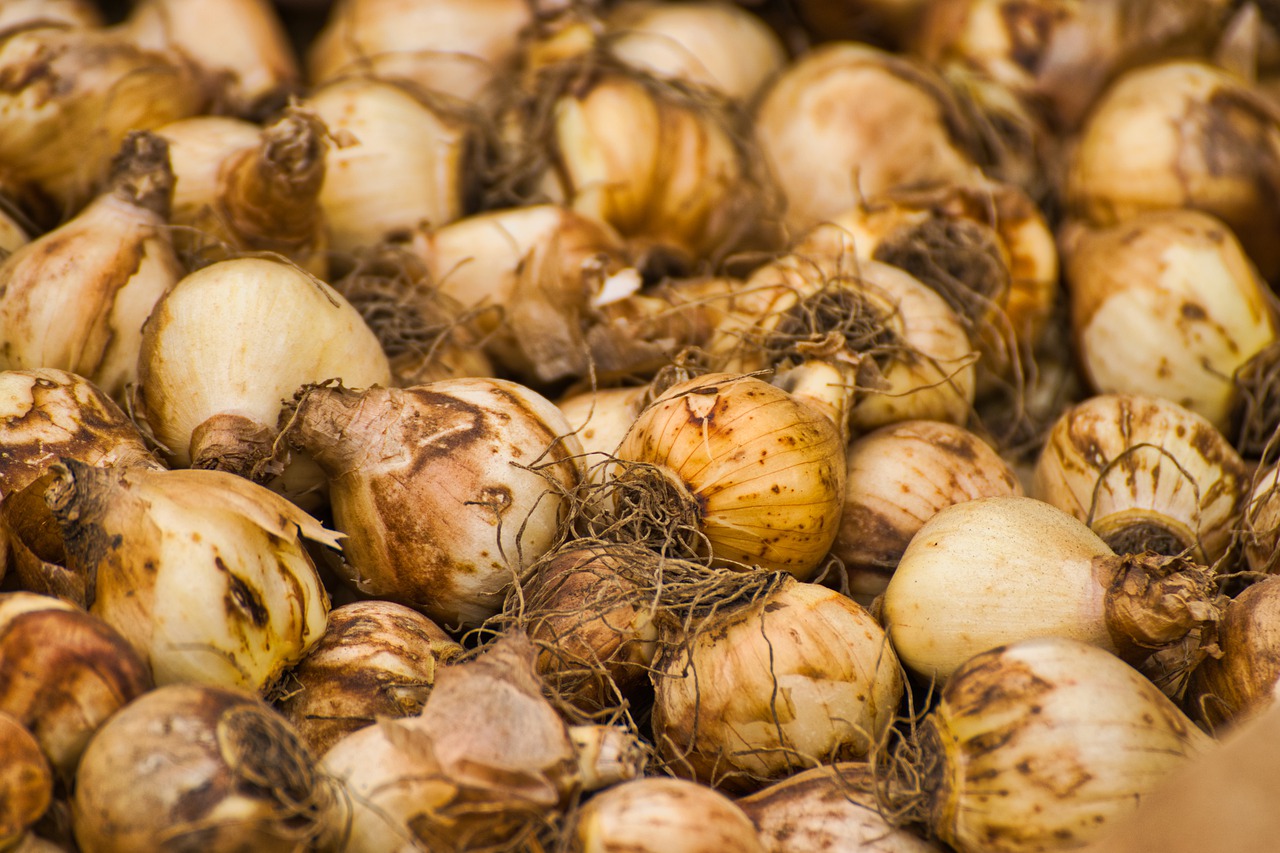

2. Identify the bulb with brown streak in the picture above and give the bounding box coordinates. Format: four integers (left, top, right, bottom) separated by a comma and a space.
123, 0, 300, 118
610, 373, 846, 580
303, 76, 470, 258
0, 593, 152, 782
572, 777, 768, 853
0, 711, 52, 853
754, 42, 984, 237
281, 379, 584, 630
1067, 59, 1280, 279
833, 420, 1023, 603
1031, 393, 1248, 563
133, 255, 391, 488
274, 600, 463, 757
0, 23, 205, 214
905, 637, 1211, 853
0, 132, 184, 402
411, 204, 641, 384
882, 495, 1222, 684
42, 461, 336, 693
652, 573, 904, 792
1062, 210, 1276, 434
158, 107, 330, 275
71, 683, 337, 853
1188, 574, 1280, 731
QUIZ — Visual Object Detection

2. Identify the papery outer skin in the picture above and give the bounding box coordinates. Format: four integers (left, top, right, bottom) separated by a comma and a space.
1030, 393, 1246, 562
1066, 60, 1280, 278
832, 420, 1023, 602
306, 77, 467, 255
1189, 575, 1280, 730
306, 0, 533, 104
575, 777, 768, 853
52, 465, 334, 692
755, 42, 982, 236
604, 1, 786, 101
135, 256, 391, 470
0, 710, 51, 849
0, 193, 184, 401
927, 637, 1211, 853
883, 495, 1117, 680
1243, 464, 1280, 574
738, 762, 944, 853
653, 578, 903, 789
1065, 210, 1276, 432
557, 385, 648, 483
615, 373, 846, 579
287, 380, 584, 629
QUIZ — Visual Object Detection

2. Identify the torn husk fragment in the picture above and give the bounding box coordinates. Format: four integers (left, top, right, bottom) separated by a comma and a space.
1099, 552, 1222, 664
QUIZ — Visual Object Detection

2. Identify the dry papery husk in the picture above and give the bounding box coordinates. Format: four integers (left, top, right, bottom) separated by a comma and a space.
832, 419, 1023, 604
571, 776, 768, 853
319, 633, 587, 853
123, 0, 301, 118
157, 106, 330, 275
410, 203, 642, 385
737, 761, 943, 853
0, 22, 206, 216
650, 571, 904, 793
330, 245, 495, 386
601, 372, 847, 580
711, 252, 977, 434
909, 0, 1238, 131
280, 378, 583, 631
793, 179, 1059, 387
753, 41, 985, 239
881, 495, 1223, 692
302, 75, 471, 260
23, 461, 336, 692
133, 254, 391, 495
0, 131, 184, 402
0, 710, 52, 851
1187, 573, 1280, 731
883, 637, 1212, 853
72, 683, 337, 853
1229, 339, 1280, 461
1031, 393, 1248, 564
273, 600, 463, 757
0, 592, 151, 782
1239, 461, 1280, 574
1066, 58, 1280, 280
485, 51, 780, 269
306, 0, 538, 105
1061, 210, 1277, 434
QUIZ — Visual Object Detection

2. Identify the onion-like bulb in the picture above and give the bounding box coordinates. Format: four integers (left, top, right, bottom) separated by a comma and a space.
320, 633, 580, 853
1031, 393, 1247, 562
281, 379, 583, 630
1240, 462, 1280, 574
833, 420, 1023, 603
43, 461, 336, 692
306, 0, 534, 104
1188, 574, 1280, 730
158, 108, 330, 275
1066, 59, 1280, 279
557, 385, 648, 479
737, 762, 944, 853
0, 711, 51, 852
71, 683, 337, 853
274, 600, 462, 756
0, 592, 151, 781
611, 373, 846, 580
882, 495, 1222, 683
602, 0, 787, 102
134, 255, 391, 484
411, 204, 639, 384
0, 132, 184, 402
0, 24, 205, 214
912, 637, 1211, 853
754, 42, 984, 237
572, 777, 768, 853
123, 0, 299, 117
1062, 210, 1276, 433
653, 574, 904, 792
304, 76, 470, 258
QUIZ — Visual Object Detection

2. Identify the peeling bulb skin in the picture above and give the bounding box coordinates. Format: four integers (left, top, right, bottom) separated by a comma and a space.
283, 379, 584, 630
